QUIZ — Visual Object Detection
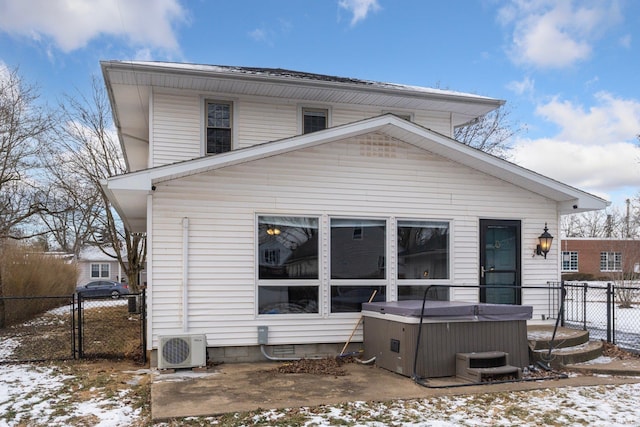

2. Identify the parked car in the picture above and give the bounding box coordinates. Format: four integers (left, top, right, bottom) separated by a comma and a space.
76, 280, 130, 299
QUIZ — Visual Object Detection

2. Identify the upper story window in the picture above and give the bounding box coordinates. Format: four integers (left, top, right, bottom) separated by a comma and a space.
600, 252, 621, 272
302, 108, 328, 134
562, 251, 578, 272
206, 101, 232, 154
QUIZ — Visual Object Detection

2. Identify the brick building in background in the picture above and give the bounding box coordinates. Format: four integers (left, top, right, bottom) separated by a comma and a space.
561, 238, 640, 280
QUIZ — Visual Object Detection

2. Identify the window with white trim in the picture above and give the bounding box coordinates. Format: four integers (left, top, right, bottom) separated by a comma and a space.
330, 218, 386, 312
257, 216, 319, 314
397, 220, 450, 301
205, 100, 232, 154
600, 252, 622, 272
302, 107, 328, 134
91, 263, 110, 278
562, 251, 579, 272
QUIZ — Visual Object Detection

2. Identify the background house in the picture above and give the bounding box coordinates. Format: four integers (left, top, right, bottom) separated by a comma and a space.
75, 246, 122, 285
101, 61, 609, 364
561, 238, 640, 280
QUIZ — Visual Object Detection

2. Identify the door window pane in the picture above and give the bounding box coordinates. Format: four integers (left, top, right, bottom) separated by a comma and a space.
397, 221, 449, 280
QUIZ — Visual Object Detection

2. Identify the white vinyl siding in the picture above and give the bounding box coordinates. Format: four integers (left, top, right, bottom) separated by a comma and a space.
236, 100, 297, 148
150, 134, 557, 347
152, 92, 201, 166
150, 93, 456, 163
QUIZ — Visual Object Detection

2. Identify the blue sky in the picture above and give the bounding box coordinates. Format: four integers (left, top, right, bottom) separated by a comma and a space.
1, 0, 639, 211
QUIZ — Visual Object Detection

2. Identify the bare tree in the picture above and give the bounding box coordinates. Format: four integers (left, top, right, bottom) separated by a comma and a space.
38, 174, 102, 256
454, 104, 524, 159
0, 66, 52, 238
51, 76, 146, 291
0, 66, 54, 326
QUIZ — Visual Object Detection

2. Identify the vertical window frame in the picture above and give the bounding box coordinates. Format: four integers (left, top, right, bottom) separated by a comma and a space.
329, 217, 387, 313
256, 215, 321, 316
205, 99, 233, 155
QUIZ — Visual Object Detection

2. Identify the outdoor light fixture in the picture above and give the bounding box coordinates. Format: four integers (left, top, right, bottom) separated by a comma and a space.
536, 223, 554, 259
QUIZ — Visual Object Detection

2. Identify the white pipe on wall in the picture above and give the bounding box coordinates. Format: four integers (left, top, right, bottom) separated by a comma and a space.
182, 217, 189, 332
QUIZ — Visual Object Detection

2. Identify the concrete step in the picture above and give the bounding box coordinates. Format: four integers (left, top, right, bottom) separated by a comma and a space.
530, 340, 604, 369
527, 325, 590, 350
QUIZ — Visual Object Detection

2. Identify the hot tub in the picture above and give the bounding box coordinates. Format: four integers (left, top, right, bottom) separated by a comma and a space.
362, 300, 532, 378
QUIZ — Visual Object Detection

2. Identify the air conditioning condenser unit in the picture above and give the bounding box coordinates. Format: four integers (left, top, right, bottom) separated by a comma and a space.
158, 334, 207, 369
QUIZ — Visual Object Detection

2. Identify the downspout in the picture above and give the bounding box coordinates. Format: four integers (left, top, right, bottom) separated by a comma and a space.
182, 217, 189, 332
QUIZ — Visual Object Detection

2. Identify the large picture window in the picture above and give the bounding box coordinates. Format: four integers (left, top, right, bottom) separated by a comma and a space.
257, 216, 319, 314
397, 220, 449, 301
330, 218, 386, 312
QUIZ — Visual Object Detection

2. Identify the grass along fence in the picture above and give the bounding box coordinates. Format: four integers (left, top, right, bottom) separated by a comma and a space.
0, 292, 146, 364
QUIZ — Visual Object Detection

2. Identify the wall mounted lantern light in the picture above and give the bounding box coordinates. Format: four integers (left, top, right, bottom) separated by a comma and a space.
536, 223, 554, 259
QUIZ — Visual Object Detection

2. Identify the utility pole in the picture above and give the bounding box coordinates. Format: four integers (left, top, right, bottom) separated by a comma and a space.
626, 198, 631, 238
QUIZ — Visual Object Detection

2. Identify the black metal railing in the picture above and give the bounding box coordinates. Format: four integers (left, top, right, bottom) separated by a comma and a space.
558, 281, 640, 352
0, 290, 146, 364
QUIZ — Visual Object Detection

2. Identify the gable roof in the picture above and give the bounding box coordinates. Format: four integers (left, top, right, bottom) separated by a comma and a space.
103, 114, 609, 232
101, 60, 504, 172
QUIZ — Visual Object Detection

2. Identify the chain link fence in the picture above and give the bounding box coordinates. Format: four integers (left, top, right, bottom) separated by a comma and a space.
0, 291, 146, 364
0, 296, 75, 363
560, 281, 640, 352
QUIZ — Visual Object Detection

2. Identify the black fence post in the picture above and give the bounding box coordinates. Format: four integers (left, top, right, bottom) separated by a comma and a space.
611, 282, 616, 344
582, 283, 587, 331
606, 282, 612, 343
560, 281, 565, 326
71, 293, 77, 359
141, 288, 147, 365
76, 292, 83, 359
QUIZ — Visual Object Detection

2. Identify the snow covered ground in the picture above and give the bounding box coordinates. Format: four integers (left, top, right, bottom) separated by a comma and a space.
3, 292, 640, 426
2, 359, 640, 426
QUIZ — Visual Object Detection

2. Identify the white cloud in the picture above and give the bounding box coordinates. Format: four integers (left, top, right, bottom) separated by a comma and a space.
506, 76, 535, 96
248, 28, 269, 43
535, 92, 640, 145
619, 34, 632, 48
512, 92, 640, 202
499, 0, 622, 69
338, 0, 381, 26
0, 0, 187, 53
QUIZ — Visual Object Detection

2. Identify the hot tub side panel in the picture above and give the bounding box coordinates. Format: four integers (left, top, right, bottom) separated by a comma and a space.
363, 317, 530, 378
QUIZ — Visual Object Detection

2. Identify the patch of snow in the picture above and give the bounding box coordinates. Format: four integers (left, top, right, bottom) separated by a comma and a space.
0, 337, 19, 359
575, 356, 615, 365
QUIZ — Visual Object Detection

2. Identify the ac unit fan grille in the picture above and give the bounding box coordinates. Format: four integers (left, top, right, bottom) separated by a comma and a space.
162, 337, 191, 365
